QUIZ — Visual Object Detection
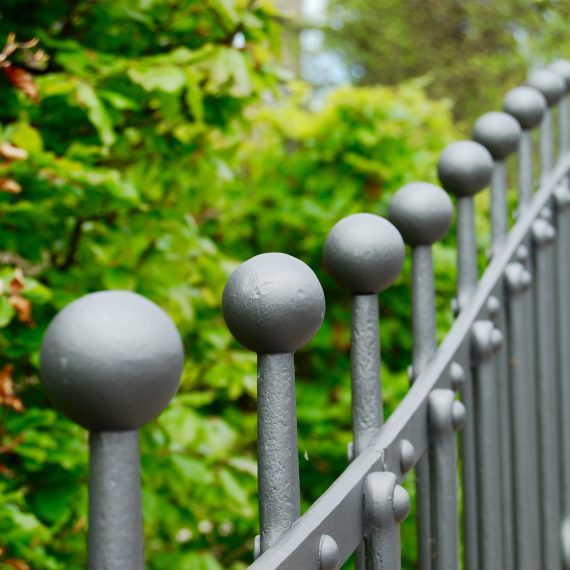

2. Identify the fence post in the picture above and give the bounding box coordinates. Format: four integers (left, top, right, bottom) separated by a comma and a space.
473, 111, 521, 250
324, 213, 404, 570
503, 86, 547, 210
550, 59, 570, 157
40, 291, 184, 570
324, 213, 405, 457
527, 69, 565, 178
472, 111, 524, 570
222, 252, 325, 555
437, 140, 493, 570
388, 182, 454, 570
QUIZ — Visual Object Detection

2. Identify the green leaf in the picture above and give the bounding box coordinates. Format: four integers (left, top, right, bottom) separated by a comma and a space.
77, 82, 117, 147
0, 297, 15, 328
128, 66, 186, 94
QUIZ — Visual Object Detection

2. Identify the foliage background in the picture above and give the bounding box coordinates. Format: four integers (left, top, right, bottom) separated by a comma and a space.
0, 1, 563, 569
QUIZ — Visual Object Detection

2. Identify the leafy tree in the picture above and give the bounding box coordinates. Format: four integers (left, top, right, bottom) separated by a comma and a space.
326, 0, 570, 121
0, 1, 462, 569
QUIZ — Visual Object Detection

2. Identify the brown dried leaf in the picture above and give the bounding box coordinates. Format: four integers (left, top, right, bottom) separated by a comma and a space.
9, 268, 25, 294
9, 295, 32, 325
3, 66, 39, 103
0, 364, 24, 412
0, 142, 27, 162
0, 178, 22, 194
4, 560, 31, 570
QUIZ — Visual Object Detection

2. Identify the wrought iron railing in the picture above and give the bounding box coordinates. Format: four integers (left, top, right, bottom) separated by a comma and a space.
39, 60, 570, 570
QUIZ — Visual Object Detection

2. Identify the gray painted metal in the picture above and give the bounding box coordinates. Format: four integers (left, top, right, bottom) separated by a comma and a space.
40, 291, 184, 431
247, 151, 570, 570
363, 472, 410, 570
88, 431, 144, 570
472, 118, 521, 569
554, 181, 570, 567
428, 389, 463, 570
504, 262, 541, 570
257, 353, 301, 552
323, 213, 404, 570
389, 182, 453, 570
471, 320, 504, 570
437, 141, 492, 570
532, 217, 562, 569
503, 85, 547, 208
550, 60, 570, 155
223, 252, 325, 553
350, 294, 383, 455
39, 291, 184, 569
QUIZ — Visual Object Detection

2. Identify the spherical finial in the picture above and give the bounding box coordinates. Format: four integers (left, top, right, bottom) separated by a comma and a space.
388, 182, 453, 246
549, 59, 570, 92
503, 86, 547, 130
323, 213, 405, 294
527, 69, 565, 107
437, 141, 493, 197
40, 291, 184, 431
473, 112, 522, 160
222, 253, 325, 354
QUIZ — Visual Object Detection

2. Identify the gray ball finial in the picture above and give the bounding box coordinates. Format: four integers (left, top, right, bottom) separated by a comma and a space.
503, 86, 547, 130
473, 111, 522, 160
437, 140, 493, 197
549, 59, 570, 92
323, 213, 405, 294
40, 291, 184, 432
527, 69, 565, 107
388, 182, 453, 246
222, 253, 325, 354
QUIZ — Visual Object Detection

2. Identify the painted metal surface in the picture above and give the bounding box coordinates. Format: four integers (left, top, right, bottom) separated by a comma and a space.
40, 291, 184, 569
223, 252, 325, 554
247, 152, 570, 570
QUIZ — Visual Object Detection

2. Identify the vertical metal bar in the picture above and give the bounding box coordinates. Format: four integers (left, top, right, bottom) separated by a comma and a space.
504, 263, 541, 570
532, 218, 561, 569
437, 141, 493, 570
222, 252, 325, 556
453, 198, 479, 570
559, 94, 569, 156
412, 247, 435, 570
428, 390, 464, 570
39, 291, 185, 570
257, 353, 301, 551
471, 320, 503, 570
388, 182, 454, 570
88, 431, 144, 570
364, 472, 410, 570
518, 131, 534, 208
490, 161, 508, 248
323, 213, 405, 570
456, 197, 478, 310
351, 294, 383, 456
540, 107, 554, 178
554, 184, 570, 567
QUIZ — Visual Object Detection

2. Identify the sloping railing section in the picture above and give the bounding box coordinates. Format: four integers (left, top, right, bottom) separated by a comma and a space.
39, 60, 570, 570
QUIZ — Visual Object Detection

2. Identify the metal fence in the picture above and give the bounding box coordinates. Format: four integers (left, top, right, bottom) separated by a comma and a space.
38, 59, 570, 570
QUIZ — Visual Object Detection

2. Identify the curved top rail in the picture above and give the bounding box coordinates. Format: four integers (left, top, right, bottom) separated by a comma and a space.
249, 152, 570, 570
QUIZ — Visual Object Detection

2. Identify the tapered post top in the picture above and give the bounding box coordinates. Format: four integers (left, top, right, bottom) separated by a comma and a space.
323, 213, 405, 294
222, 252, 325, 354
527, 69, 565, 107
503, 86, 547, 130
388, 182, 453, 246
437, 140, 493, 197
473, 112, 522, 160
549, 59, 570, 92
40, 291, 184, 431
